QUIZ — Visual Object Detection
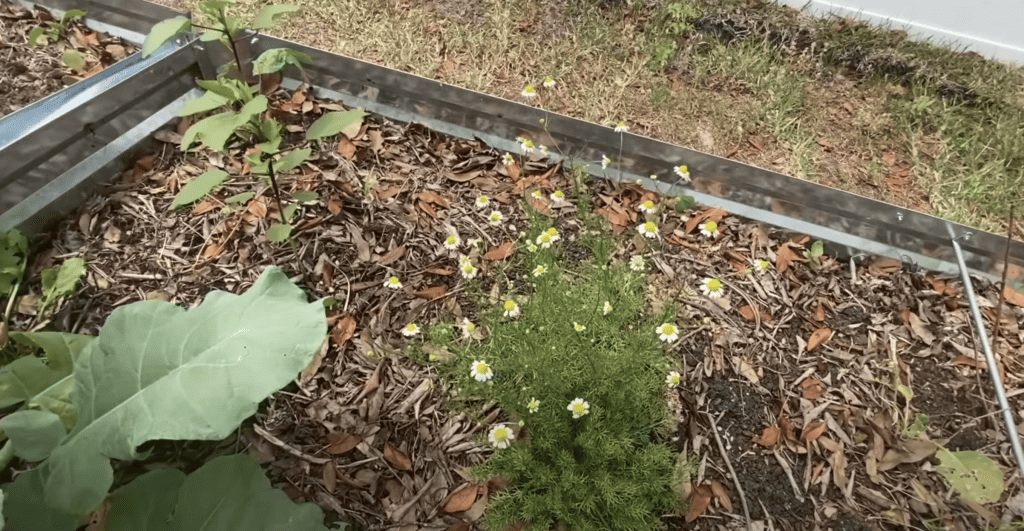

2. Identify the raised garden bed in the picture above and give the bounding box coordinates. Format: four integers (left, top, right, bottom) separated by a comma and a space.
2, 72, 1023, 530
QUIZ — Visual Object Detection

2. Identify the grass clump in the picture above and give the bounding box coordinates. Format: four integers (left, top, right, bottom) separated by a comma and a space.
428, 211, 682, 530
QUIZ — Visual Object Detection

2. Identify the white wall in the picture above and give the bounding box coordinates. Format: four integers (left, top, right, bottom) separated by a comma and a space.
775, 0, 1024, 66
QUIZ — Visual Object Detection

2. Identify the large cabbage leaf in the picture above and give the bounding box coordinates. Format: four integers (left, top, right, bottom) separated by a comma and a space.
26, 267, 326, 516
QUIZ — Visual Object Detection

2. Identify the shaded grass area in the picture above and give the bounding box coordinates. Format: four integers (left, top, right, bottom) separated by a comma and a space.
178, 0, 1023, 232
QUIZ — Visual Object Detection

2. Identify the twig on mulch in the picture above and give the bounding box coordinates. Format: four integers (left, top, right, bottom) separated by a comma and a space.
991, 206, 1015, 351
706, 411, 752, 531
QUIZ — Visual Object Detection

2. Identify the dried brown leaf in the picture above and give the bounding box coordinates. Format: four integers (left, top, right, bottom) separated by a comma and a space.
443, 483, 479, 513
247, 198, 268, 218
807, 328, 832, 351
814, 301, 826, 322
323, 462, 337, 493
446, 170, 481, 182
336, 136, 357, 159
378, 245, 406, 266
327, 195, 343, 215
801, 421, 827, 443
384, 443, 414, 471
414, 285, 447, 299
326, 432, 361, 455
426, 266, 454, 276
868, 257, 901, 276
755, 426, 780, 447
485, 241, 515, 261
775, 244, 801, 274
801, 377, 824, 400
1004, 285, 1024, 307
684, 207, 729, 234
418, 191, 450, 207
332, 314, 357, 348
709, 480, 733, 513
907, 312, 935, 345
686, 484, 713, 522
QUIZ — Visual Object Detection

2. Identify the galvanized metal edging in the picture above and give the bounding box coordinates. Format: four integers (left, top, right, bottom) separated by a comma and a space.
9, 0, 187, 45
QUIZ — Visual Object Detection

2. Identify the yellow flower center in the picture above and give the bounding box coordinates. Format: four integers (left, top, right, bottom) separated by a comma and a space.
495, 428, 509, 440
643, 201, 654, 209
504, 300, 516, 311
467, 323, 475, 332
406, 324, 416, 332
644, 222, 657, 232
477, 362, 489, 373
708, 279, 722, 291
664, 325, 676, 335
547, 228, 558, 236
540, 234, 551, 242
447, 236, 457, 244
573, 403, 586, 415
705, 221, 718, 233
389, 276, 399, 284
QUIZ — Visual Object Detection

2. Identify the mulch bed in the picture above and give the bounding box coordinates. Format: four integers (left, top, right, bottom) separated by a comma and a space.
0, 0, 137, 118
4, 78, 1024, 531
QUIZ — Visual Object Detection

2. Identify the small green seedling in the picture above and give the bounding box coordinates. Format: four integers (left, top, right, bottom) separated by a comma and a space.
804, 239, 825, 271
61, 50, 86, 74
28, 9, 85, 47
37, 257, 86, 317
674, 194, 696, 213
0, 229, 29, 298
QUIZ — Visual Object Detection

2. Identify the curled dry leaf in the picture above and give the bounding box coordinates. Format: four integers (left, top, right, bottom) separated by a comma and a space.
331, 314, 357, 348
384, 443, 414, 471
755, 425, 781, 448
801, 377, 824, 400
378, 245, 406, 266
801, 421, 828, 443
775, 243, 802, 274
709, 480, 733, 513
686, 484, 713, 522
443, 483, 479, 513
326, 432, 361, 455
485, 241, 515, 261
807, 328, 832, 351
1003, 285, 1024, 307
868, 256, 901, 276
414, 285, 447, 299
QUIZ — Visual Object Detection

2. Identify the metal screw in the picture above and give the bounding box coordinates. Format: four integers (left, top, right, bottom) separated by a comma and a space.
896, 212, 904, 222
251, 36, 258, 45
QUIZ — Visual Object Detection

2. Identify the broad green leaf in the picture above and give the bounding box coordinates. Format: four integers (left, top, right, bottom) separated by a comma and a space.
306, 110, 367, 141
60, 9, 86, 24
293, 191, 320, 205
142, 18, 191, 58
282, 204, 299, 223
0, 229, 29, 296
34, 267, 326, 515
39, 258, 86, 315
226, 192, 255, 205
1, 409, 66, 462
321, 296, 338, 309
172, 170, 229, 210
252, 48, 311, 75
178, 90, 229, 117
260, 119, 283, 143
62, 50, 85, 73
1, 468, 79, 531
181, 112, 238, 152
267, 223, 292, 242
106, 468, 185, 531
233, 95, 268, 128
196, 78, 246, 103
273, 148, 310, 174
936, 448, 1004, 504
674, 195, 696, 213
104, 455, 327, 531
0, 332, 91, 410
810, 240, 824, 258
253, 5, 300, 29
28, 27, 47, 47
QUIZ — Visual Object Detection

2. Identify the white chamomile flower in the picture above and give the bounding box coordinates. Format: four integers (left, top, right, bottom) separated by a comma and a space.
527, 242, 538, 253
536, 232, 554, 249
533, 264, 548, 277
543, 76, 555, 88
667, 371, 681, 386
459, 254, 472, 267
650, 174, 658, 180
656, 323, 679, 342
674, 165, 690, 182
471, 360, 494, 382
444, 234, 461, 250
503, 300, 521, 318
701, 278, 724, 299
402, 323, 421, 337
567, 398, 590, 419
502, 153, 515, 166
518, 419, 525, 427
488, 211, 504, 226
603, 301, 612, 315
637, 221, 659, 238
489, 424, 514, 449
521, 139, 535, 155
574, 322, 586, 332
522, 84, 537, 99
461, 263, 478, 279
629, 255, 645, 272
636, 179, 643, 185
756, 260, 771, 273
528, 397, 540, 413
550, 190, 566, 202
531, 190, 544, 199
614, 122, 628, 133
699, 221, 720, 239
545, 227, 561, 242
601, 154, 611, 169
476, 195, 490, 209
384, 276, 403, 289
638, 200, 656, 214
461, 318, 476, 338
429, 353, 437, 361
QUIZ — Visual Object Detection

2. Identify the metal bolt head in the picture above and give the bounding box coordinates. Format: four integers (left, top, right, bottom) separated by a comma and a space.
896, 212, 904, 221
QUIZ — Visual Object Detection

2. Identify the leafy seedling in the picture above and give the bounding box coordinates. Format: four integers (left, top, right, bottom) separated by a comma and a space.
61, 50, 86, 74
28, 9, 86, 47
0, 229, 29, 298
37, 257, 86, 317
804, 240, 825, 271
674, 194, 696, 213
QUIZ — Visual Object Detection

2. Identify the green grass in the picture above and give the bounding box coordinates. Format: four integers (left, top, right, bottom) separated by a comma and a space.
405, 199, 699, 530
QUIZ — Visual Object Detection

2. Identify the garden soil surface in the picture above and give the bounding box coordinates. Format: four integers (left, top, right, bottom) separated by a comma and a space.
0, 0, 138, 118
4, 81, 1024, 531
